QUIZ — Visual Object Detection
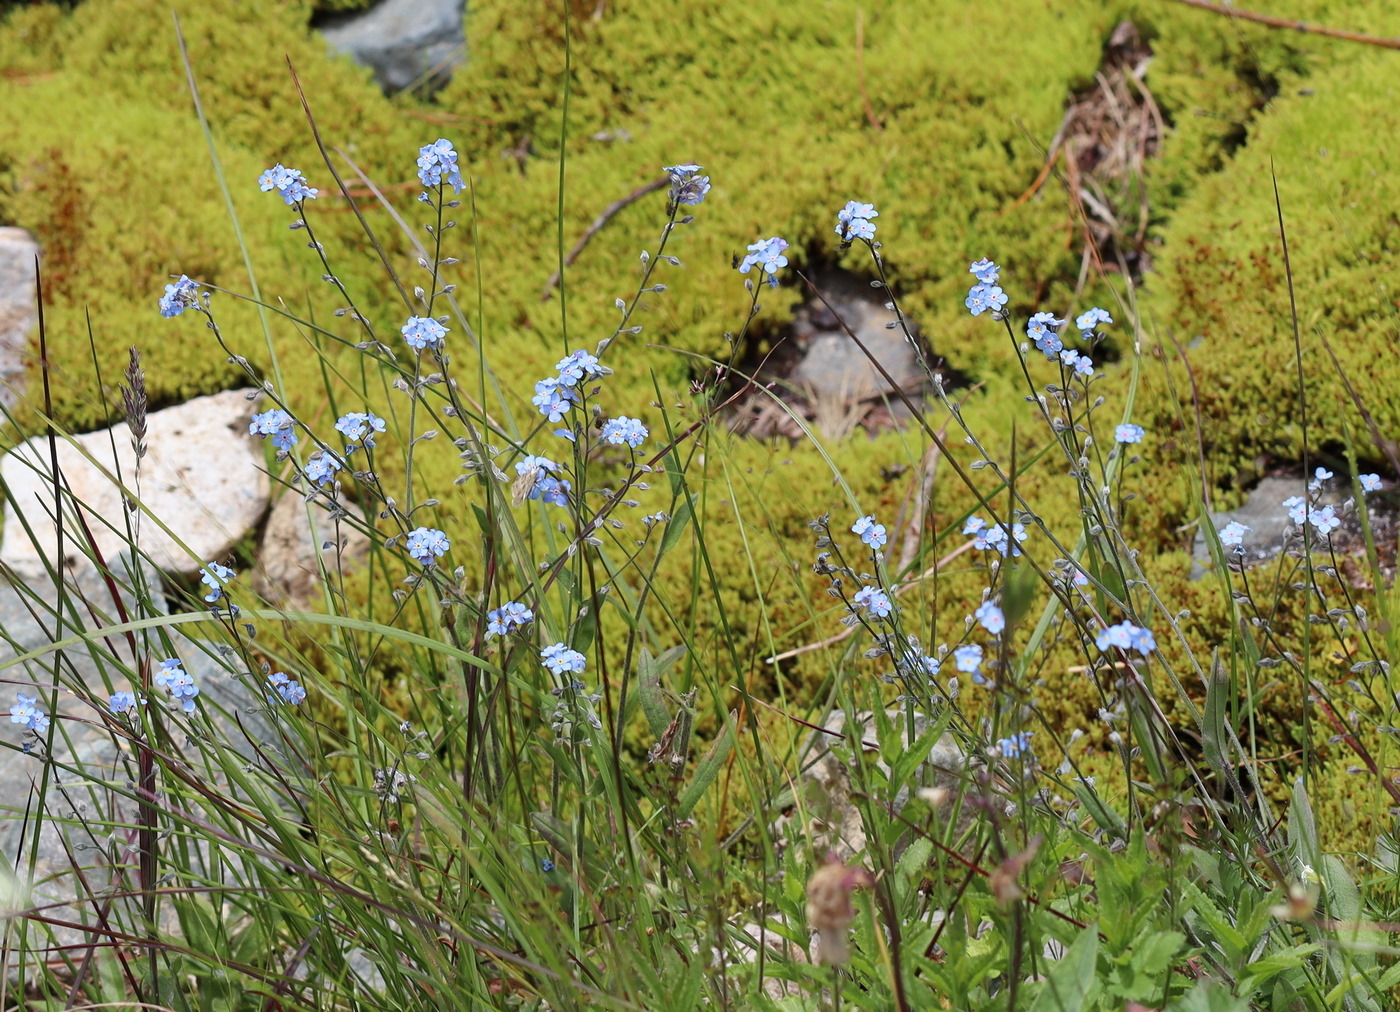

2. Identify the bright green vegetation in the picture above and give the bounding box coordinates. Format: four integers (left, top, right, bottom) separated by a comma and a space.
1, 0, 1399, 1007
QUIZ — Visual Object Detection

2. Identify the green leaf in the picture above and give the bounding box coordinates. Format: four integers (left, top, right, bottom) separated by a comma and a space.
636, 647, 673, 739
1287, 777, 1319, 869
1201, 651, 1231, 777
1168, 984, 1253, 1012
1028, 928, 1098, 1012
1241, 942, 1322, 989
890, 719, 947, 793
659, 494, 695, 558
895, 837, 934, 890
676, 708, 735, 818
1127, 928, 1185, 979
1001, 559, 1038, 630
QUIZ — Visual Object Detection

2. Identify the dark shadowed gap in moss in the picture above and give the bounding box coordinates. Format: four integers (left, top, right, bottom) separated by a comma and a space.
718, 261, 970, 443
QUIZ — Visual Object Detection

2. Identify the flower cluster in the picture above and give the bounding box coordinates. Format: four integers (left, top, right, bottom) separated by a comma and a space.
416, 138, 464, 194
1285, 496, 1341, 533
532, 349, 608, 435
155, 659, 200, 713
601, 416, 648, 448
996, 731, 1034, 759
250, 409, 298, 452
1115, 423, 1145, 445
1075, 307, 1112, 339
402, 315, 448, 352
9, 692, 49, 734
108, 691, 142, 715
851, 515, 887, 550
1095, 622, 1156, 656
515, 455, 571, 507
738, 236, 789, 287
267, 671, 307, 706
1058, 348, 1095, 376
541, 643, 587, 677
664, 163, 710, 208
1026, 312, 1067, 358
304, 450, 344, 488
963, 516, 1027, 557
201, 562, 236, 604
487, 601, 533, 637
257, 164, 318, 206
835, 201, 878, 243
853, 585, 892, 618
965, 259, 1007, 317
405, 527, 450, 566
159, 275, 202, 318
336, 411, 386, 451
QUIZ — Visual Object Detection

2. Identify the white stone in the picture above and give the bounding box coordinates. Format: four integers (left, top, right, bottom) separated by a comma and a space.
1, 389, 268, 578
254, 489, 372, 609
0, 226, 39, 411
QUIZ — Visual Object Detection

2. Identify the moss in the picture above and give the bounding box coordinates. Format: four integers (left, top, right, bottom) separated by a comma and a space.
3, 0, 1399, 851
1139, 43, 1400, 488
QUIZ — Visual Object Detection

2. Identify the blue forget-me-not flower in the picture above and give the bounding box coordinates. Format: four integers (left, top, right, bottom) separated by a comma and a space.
402, 316, 448, 351
601, 416, 648, 448
487, 601, 533, 637
201, 562, 235, 603
9, 692, 49, 734
258, 164, 318, 206
664, 164, 710, 207
159, 275, 202, 318
851, 515, 887, 550
540, 643, 587, 677
405, 527, 450, 565
1095, 622, 1156, 656
416, 138, 464, 193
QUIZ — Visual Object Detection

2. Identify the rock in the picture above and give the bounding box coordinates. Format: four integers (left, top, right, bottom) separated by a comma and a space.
253, 490, 372, 609
789, 270, 926, 402
0, 557, 279, 972
797, 709, 976, 862
727, 918, 813, 1000
1190, 476, 1307, 579
319, 0, 467, 96
0, 227, 39, 411
0, 389, 269, 579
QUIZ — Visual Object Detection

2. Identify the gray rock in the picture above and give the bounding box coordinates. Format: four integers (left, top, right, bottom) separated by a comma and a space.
319, 0, 467, 95
0, 389, 270, 580
0, 227, 38, 411
789, 272, 926, 402
1190, 476, 1307, 578
253, 490, 372, 610
0, 558, 280, 974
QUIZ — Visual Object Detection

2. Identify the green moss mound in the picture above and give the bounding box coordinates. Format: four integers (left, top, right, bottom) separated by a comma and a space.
1, 0, 1398, 854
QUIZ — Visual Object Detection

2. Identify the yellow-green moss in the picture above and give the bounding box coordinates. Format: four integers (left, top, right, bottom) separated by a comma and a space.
2, 0, 1398, 853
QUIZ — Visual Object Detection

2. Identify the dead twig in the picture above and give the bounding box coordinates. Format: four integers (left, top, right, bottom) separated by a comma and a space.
856, 10, 884, 132
898, 437, 944, 574
1165, 0, 1400, 50
540, 176, 668, 301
